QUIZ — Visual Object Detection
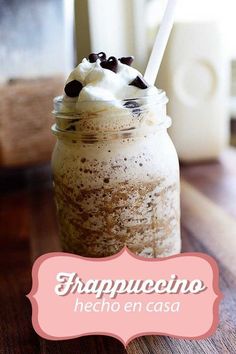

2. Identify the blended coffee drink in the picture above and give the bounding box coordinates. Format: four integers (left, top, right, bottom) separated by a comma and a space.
52, 53, 181, 257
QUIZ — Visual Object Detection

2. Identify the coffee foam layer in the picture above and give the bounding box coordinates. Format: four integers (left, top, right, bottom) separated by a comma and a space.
52, 130, 180, 257
52, 129, 178, 190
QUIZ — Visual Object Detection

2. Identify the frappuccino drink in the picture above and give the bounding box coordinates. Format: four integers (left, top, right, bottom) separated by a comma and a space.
52, 53, 181, 257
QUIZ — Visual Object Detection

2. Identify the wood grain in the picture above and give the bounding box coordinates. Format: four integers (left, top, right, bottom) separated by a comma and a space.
0, 78, 62, 167
181, 179, 236, 274
0, 189, 40, 354
1, 149, 236, 353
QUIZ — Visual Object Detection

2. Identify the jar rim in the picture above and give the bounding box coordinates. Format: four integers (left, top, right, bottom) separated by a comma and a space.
52, 90, 170, 141
53, 90, 168, 116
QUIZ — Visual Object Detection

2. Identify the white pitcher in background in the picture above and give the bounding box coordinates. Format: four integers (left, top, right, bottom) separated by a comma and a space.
157, 21, 230, 162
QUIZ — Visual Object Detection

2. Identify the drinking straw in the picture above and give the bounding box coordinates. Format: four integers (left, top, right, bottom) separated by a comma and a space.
144, 0, 177, 85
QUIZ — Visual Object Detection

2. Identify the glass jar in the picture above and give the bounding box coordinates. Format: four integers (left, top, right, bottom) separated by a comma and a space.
52, 92, 181, 258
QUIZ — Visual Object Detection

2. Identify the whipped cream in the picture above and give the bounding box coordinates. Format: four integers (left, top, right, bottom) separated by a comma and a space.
55, 54, 168, 133
62, 56, 159, 113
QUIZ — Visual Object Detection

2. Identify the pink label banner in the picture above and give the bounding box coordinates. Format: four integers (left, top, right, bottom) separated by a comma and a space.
27, 249, 222, 346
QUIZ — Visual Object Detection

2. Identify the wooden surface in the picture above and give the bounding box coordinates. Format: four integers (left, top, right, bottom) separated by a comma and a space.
0, 77, 62, 167
0, 149, 236, 353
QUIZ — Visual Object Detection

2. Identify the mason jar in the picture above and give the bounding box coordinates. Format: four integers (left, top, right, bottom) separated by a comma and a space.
52, 92, 181, 258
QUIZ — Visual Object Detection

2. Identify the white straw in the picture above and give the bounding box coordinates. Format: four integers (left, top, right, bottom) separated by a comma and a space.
144, 0, 177, 85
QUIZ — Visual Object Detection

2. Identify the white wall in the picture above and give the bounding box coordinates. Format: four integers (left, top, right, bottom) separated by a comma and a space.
88, 0, 134, 57
84, 0, 148, 71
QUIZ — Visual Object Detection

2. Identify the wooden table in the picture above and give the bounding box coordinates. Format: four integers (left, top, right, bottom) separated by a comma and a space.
1, 149, 236, 354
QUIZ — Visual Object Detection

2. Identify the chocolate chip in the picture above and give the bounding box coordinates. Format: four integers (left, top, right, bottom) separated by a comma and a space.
64, 80, 83, 97
101, 56, 118, 73
119, 56, 134, 66
88, 53, 99, 63
129, 76, 148, 89
89, 52, 106, 63
104, 178, 110, 183
124, 100, 141, 117
97, 52, 106, 62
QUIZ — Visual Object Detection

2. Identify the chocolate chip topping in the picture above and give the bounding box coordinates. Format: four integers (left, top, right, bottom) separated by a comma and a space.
101, 56, 118, 73
97, 52, 106, 62
88, 53, 99, 63
119, 56, 134, 66
88, 52, 106, 63
124, 100, 141, 117
129, 76, 148, 89
64, 80, 83, 97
